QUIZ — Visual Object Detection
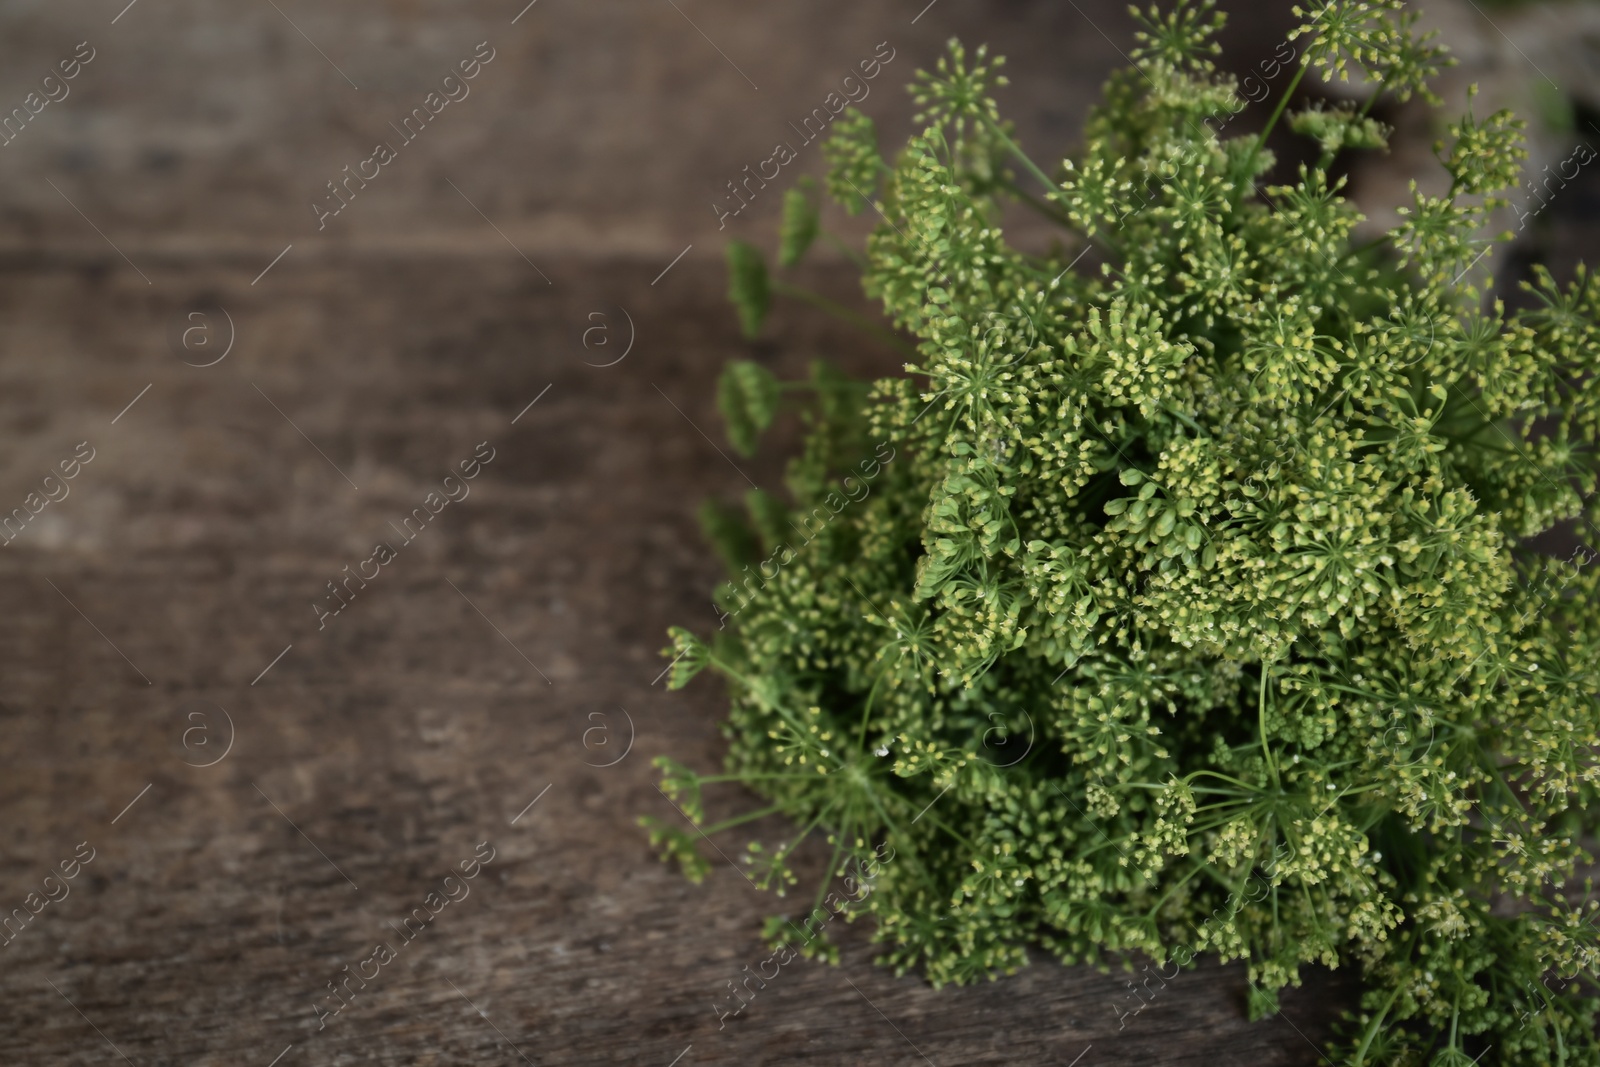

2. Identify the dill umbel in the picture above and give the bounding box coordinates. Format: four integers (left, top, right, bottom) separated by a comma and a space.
648, 4, 1600, 1064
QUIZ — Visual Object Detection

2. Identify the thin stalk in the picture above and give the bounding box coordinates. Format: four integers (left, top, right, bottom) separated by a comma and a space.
806, 833, 848, 921
1122, 782, 1253, 798
824, 231, 870, 271
857, 666, 889, 749
980, 117, 1122, 261
1189, 801, 1257, 814
770, 804, 834, 869
694, 772, 828, 783
1346, 232, 1391, 261
1163, 404, 1207, 436
1146, 858, 1209, 917
1299, 881, 1329, 944
1004, 180, 1073, 227
856, 779, 945, 895
1190, 857, 1235, 895
1355, 71, 1386, 122
1352, 981, 1404, 1065
772, 280, 918, 359
1259, 661, 1280, 786
708, 654, 845, 772
1183, 812, 1269, 838
918, 807, 980, 852
980, 114, 1059, 196
1317, 782, 1386, 799
700, 804, 785, 836
1184, 768, 1263, 792
1446, 995, 1462, 1058
1246, 61, 1310, 180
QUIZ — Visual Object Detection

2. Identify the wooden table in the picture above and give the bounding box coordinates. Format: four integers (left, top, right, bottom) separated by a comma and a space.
0, 250, 1353, 1066
4, 0, 1588, 1063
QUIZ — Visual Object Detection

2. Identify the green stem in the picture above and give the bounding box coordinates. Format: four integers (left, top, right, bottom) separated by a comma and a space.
807, 833, 847, 920
1123, 782, 1252, 798
770, 804, 834, 870
1320, 782, 1386, 798
1259, 660, 1280, 787
1246, 61, 1309, 180
1163, 404, 1207, 437
1248, 61, 1299, 167
1184, 812, 1268, 838
707, 653, 845, 772
915, 801, 980, 851
857, 666, 889, 749
1347, 232, 1391, 260
980, 114, 1059, 196
1184, 768, 1263, 792
856, 780, 944, 896
981, 118, 1121, 260
772, 280, 918, 359
701, 804, 785, 836
1004, 180, 1073, 227
1146, 858, 1208, 917
694, 772, 830, 783
824, 231, 869, 271
1355, 72, 1386, 123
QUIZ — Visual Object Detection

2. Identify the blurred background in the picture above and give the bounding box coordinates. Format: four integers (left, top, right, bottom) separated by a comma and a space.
0, 0, 1595, 1063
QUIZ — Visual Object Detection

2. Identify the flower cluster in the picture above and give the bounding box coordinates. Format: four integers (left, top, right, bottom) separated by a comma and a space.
649, 3, 1600, 1062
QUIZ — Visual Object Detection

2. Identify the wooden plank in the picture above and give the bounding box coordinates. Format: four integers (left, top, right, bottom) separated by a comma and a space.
0, 258, 1350, 1065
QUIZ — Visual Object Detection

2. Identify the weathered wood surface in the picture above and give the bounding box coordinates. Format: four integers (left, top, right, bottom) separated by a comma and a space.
0, 253, 1359, 1066
0, 1, 1588, 1064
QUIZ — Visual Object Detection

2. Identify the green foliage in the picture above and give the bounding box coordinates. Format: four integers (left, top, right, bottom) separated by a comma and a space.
716, 359, 780, 456
1289, 102, 1391, 155
662, 626, 712, 690
779, 177, 821, 267
822, 109, 883, 212
653, 4, 1600, 1063
726, 240, 770, 340
698, 497, 757, 571
639, 814, 712, 884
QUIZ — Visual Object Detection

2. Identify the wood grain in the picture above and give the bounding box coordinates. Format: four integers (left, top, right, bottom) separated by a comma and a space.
1, 0, 1592, 1062
0, 257, 1353, 1066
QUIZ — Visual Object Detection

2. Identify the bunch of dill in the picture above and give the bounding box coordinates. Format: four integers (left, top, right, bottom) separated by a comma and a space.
644, 3, 1600, 1061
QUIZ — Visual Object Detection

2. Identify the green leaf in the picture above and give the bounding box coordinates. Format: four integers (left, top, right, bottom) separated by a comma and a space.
717, 359, 780, 456
726, 240, 770, 340
778, 178, 821, 267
